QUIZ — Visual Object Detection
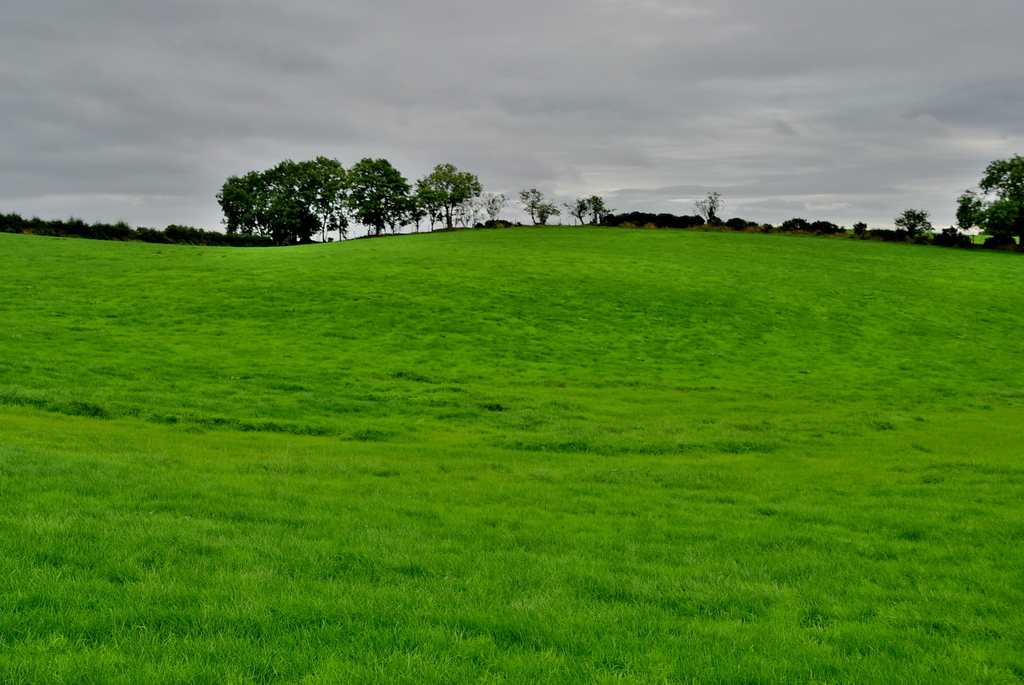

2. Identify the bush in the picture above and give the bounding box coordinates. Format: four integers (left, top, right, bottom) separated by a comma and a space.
932, 228, 972, 248
868, 229, 909, 243
809, 221, 843, 235
781, 218, 810, 233
982, 234, 1019, 251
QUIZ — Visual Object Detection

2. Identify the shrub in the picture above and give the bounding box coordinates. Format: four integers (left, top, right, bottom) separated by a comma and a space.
809, 221, 843, 235
781, 218, 810, 233
932, 227, 972, 248
982, 234, 1019, 251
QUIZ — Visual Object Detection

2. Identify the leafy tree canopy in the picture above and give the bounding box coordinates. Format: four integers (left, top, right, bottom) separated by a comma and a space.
216, 158, 348, 245
957, 155, 1024, 241
417, 164, 482, 229
348, 158, 413, 236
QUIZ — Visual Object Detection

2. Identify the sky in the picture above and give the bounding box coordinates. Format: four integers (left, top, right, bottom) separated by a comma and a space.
2, 0, 1022, 232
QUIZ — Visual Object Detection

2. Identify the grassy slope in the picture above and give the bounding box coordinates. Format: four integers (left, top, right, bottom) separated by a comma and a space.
1, 228, 1023, 683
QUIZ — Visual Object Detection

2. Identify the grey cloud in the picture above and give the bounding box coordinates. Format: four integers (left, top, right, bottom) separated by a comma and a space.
1, 0, 1022, 229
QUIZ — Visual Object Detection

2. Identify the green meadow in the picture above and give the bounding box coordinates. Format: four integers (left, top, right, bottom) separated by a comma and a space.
1, 227, 1023, 684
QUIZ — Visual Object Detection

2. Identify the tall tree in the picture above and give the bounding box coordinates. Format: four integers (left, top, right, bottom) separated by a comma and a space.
348, 158, 412, 236
417, 164, 483, 229
303, 157, 349, 242
415, 181, 445, 231
218, 170, 275, 239
894, 208, 932, 238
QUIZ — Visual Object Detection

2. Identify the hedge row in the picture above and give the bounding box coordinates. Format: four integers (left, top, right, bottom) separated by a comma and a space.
0, 214, 273, 247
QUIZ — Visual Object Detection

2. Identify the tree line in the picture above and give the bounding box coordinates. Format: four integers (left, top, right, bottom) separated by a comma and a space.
216, 157, 623, 245
2, 155, 1020, 253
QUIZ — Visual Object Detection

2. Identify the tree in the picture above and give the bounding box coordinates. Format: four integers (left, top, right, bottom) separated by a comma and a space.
417, 163, 483, 229
415, 181, 445, 232
348, 158, 412, 236
565, 198, 589, 225
218, 170, 275, 239
303, 157, 349, 242
482, 192, 508, 223
695, 191, 723, 225
563, 196, 613, 225
894, 208, 932, 238
781, 218, 810, 233
519, 189, 560, 225
408, 198, 427, 233
261, 160, 321, 244
217, 158, 347, 245
957, 155, 1024, 243
454, 196, 485, 228
585, 196, 612, 224
956, 191, 985, 231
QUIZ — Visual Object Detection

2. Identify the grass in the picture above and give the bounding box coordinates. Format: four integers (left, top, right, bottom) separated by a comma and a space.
1, 227, 1023, 683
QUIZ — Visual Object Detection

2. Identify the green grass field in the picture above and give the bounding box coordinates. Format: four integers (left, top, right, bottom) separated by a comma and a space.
1, 227, 1023, 683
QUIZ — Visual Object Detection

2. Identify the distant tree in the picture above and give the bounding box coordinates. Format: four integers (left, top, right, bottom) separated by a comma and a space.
894, 208, 932, 238
781, 218, 810, 233
585, 196, 612, 224
695, 192, 723, 225
536, 202, 560, 225
455, 196, 485, 228
303, 157, 349, 242
415, 181, 445, 231
519, 189, 560, 225
957, 155, 1024, 244
262, 160, 321, 244
853, 221, 868, 237
218, 170, 276, 239
565, 198, 589, 225
408, 198, 427, 233
565, 196, 612, 225
519, 189, 543, 224
348, 158, 413, 236
417, 164, 483, 229
482, 192, 509, 223
956, 191, 985, 231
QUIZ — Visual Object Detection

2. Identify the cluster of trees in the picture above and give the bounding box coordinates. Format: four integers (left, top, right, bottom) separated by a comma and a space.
217, 158, 627, 243
0, 213, 272, 246
842, 156, 1024, 251
956, 155, 1024, 248
217, 158, 519, 245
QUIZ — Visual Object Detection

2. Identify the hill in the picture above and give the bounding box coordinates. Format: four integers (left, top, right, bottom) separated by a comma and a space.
1, 227, 1023, 683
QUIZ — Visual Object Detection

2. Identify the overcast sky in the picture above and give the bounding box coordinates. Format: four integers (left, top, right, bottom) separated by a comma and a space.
2, 0, 1022, 231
